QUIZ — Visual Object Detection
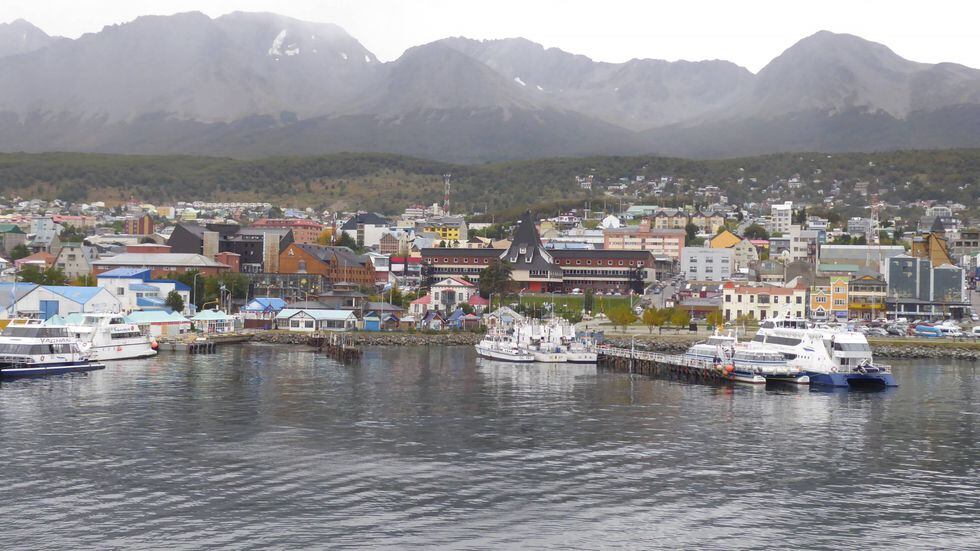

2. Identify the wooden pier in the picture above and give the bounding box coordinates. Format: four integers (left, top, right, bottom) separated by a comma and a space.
598, 347, 734, 385
308, 331, 362, 363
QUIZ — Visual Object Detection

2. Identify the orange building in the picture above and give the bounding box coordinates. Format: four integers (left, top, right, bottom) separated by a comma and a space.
278, 243, 375, 289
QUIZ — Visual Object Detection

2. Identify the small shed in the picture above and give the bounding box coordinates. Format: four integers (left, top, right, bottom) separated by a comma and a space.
126, 310, 192, 337
362, 312, 382, 332
191, 309, 234, 334
381, 313, 400, 331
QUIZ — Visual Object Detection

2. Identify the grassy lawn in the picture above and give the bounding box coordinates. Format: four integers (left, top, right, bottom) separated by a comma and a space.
512, 293, 633, 316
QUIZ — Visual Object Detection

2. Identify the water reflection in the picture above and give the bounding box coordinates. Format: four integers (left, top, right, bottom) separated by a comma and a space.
0, 345, 974, 549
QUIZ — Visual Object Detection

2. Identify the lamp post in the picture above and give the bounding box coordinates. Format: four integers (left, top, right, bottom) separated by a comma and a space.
192, 272, 201, 311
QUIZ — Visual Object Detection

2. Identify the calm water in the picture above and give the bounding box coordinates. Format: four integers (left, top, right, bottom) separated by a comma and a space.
0, 345, 976, 549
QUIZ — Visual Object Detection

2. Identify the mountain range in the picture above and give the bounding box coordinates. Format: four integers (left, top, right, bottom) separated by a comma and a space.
0, 12, 978, 162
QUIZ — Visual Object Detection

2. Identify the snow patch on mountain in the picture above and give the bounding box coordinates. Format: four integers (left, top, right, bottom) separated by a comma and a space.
267, 29, 287, 56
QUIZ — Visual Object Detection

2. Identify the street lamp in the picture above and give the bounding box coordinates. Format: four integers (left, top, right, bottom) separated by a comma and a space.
192, 272, 201, 310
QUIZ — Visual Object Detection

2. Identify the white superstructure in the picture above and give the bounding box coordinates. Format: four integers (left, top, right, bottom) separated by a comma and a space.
65, 313, 158, 361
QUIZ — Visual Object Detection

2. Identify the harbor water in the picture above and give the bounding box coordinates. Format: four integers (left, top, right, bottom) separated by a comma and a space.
0, 344, 976, 549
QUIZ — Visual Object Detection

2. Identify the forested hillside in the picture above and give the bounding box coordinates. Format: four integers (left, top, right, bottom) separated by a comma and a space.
0, 149, 976, 216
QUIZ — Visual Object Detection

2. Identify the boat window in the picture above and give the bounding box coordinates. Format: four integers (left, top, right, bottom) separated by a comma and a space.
2, 326, 70, 338
766, 335, 802, 347
833, 342, 871, 352
752, 334, 766, 342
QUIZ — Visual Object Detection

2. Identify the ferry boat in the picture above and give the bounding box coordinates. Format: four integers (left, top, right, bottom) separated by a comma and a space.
750, 317, 897, 388
64, 313, 158, 361
684, 332, 806, 384
475, 333, 534, 362
0, 323, 105, 378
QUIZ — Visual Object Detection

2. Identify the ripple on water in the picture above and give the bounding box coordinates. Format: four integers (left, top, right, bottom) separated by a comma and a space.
0, 346, 975, 549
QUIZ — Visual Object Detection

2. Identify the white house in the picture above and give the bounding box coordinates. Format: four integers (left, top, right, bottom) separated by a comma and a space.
126, 310, 192, 337
275, 308, 358, 332
17, 285, 121, 320
410, 277, 481, 316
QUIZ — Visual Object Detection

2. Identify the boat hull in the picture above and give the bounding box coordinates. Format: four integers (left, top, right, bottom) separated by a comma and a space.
766, 374, 811, 385
0, 361, 106, 378
565, 353, 598, 364
807, 372, 898, 388
86, 341, 158, 361
475, 345, 534, 363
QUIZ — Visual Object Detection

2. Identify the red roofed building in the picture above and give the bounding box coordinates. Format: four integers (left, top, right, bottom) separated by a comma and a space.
252, 219, 324, 245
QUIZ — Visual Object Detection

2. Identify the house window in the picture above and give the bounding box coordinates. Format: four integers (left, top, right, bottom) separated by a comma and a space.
298, 259, 307, 273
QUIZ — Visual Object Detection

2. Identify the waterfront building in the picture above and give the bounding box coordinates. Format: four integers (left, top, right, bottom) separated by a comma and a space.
722, 279, 807, 321
274, 308, 358, 332
16, 285, 122, 320
848, 269, 887, 320
96, 268, 192, 314
886, 254, 968, 319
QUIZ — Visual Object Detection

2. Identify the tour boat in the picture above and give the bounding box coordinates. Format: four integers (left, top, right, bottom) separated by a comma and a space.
684, 331, 807, 384
749, 317, 897, 388
64, 313, 158, 361
0, 323, 105, 378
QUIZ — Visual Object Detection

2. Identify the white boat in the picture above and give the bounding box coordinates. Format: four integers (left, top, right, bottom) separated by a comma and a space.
514, 318, 598, 364
684, 331, 807, 384
0, 322, 105, 378
64, 313, 158, 361
475, 333, 534, 362
750, 317, 897, 388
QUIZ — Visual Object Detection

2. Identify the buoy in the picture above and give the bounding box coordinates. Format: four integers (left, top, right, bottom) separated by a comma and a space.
150, 340, 159, 350
724, 364, 735, 374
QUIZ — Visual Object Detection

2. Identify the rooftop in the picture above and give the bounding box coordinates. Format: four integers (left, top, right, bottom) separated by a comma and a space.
93, 253, 230, 268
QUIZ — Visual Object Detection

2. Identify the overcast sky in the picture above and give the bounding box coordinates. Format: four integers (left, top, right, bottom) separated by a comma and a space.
2, 0, 977, 72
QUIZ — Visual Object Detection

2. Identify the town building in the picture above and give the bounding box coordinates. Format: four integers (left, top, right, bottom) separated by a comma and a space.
278, 243, 375, 289
91, 253, 231, 277
340, 212, 389, 249
167, 222, 294, 273
251, 218, 324, 245
681, 247, 734, 282
418, 216, 468, 243
0, 223, 27, 256
649, 209, 689, 230
422, 212, 653, 293
809, 275, 849, 321
29, 217, 61, 253
96, 268, 192, 314
951, 228, 980, 259
709, 230, 758, 270
690, 211, 726, 235
603, 222, 685, 261
274, 308, 358, 332
848, 269, 887, 320
16, 285, 122, 320
123, 214, 155, 236
886, 254, 968, 319
721, 279, 807, 321
770, 201, 793, 235
818, 244, 907, 275
53, 242, 98, 280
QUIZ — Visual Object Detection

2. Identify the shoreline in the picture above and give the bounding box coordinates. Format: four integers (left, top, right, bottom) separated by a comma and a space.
245, 330, 979, 360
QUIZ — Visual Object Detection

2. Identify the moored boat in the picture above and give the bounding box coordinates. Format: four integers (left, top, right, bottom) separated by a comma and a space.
0, 323, 105, 378
750, 317, 897, 388
62, 313, 158, 361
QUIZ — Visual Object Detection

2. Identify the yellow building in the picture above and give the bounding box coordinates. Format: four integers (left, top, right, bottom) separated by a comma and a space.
710, 230, 741, 249
848, 270, 886, 320
809, 275, 849, 320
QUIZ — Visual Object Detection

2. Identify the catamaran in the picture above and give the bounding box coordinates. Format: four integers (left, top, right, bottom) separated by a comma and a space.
749, 317, 897, 388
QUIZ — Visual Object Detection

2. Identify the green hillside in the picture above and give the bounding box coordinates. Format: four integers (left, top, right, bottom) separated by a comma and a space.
0, 149, 976, 216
